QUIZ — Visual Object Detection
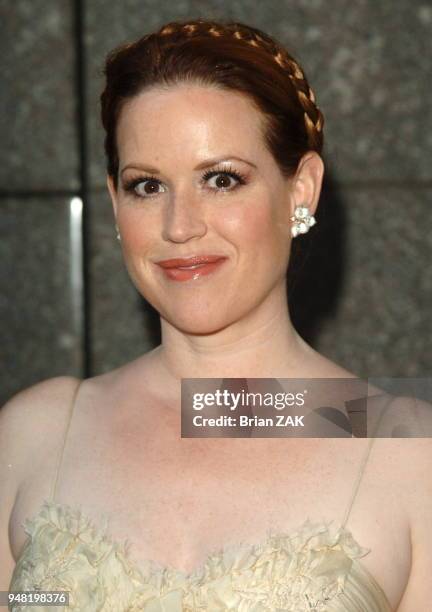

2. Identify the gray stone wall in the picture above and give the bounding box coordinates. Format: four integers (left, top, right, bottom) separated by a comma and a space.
1, 1, 431, 405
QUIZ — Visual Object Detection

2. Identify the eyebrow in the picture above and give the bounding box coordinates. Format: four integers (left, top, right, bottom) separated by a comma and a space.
120, 155, 257, 176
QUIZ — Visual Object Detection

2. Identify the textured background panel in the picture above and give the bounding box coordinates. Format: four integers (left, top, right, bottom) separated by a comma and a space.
1, 1, 430, 406
1, 197, 83, 403
85, 0, 432, 187
87, 191, 160, 373
0, 0, 79, 191
312, 186, 432, 377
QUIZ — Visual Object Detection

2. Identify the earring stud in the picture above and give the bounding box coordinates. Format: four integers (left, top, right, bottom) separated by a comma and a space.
290, 205, 316, 237
115, 225, 121, 241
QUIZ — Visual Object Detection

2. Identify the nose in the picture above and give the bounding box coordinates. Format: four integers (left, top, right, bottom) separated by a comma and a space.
161, 191, 207, 243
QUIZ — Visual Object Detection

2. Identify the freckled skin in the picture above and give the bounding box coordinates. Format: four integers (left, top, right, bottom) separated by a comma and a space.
4, 85, 419, 610
107, 85, 320, 337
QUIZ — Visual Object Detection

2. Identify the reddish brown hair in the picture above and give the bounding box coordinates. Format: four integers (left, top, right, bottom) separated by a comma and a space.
100, 17, 324, 189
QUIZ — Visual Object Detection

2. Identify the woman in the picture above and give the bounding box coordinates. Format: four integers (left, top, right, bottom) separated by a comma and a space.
1, 17, 430, 611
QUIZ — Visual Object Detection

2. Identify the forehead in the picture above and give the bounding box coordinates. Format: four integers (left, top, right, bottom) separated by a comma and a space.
115, 85, 268, 165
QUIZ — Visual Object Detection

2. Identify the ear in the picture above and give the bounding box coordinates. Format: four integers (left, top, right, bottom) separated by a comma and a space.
106, 174, 119, 221
291, 151, 325, 217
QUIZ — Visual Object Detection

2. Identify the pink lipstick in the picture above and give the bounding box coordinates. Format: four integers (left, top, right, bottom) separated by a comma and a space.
155, 255, 228, 282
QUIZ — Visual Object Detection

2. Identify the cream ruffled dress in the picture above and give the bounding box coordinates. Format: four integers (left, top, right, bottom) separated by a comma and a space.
9, 499, 393, 611
9, 381, 393, 610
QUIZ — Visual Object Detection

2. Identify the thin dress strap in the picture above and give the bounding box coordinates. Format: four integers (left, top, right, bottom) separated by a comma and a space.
341, 435, 375, 529
340, 395, 391, 530
48, 379, 83, 503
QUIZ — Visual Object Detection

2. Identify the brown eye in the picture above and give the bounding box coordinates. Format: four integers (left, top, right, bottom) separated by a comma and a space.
135, 179, 162, 196
214, 175, 233, 189
202, 168, 247, 192
123, 175, 166, 198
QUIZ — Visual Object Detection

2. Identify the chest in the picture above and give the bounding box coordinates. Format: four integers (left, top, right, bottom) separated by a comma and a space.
12, 405, 410, 609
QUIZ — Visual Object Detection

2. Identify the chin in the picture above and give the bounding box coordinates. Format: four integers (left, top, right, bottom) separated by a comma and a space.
160, 308, 235, 336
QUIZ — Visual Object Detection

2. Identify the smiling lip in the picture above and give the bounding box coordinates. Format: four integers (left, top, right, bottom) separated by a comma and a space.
156, 255, 227, 268
155, 255, 228, 281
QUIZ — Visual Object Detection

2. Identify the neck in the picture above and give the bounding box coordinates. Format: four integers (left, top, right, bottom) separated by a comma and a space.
149, 285, 317, 399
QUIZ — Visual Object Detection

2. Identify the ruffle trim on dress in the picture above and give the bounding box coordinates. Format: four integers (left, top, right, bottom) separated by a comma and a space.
11, 499, 387, 612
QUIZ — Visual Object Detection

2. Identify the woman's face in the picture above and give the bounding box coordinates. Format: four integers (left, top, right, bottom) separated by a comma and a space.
108, 84, 310, 334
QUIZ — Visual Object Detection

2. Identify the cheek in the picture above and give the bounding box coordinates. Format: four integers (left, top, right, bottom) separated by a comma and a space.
117, 207, 157, 253
219, 198, 290, 259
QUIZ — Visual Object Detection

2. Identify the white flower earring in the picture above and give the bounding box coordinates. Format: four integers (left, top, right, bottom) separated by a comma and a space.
115, 224, 121, 241
290, 205, 316, 237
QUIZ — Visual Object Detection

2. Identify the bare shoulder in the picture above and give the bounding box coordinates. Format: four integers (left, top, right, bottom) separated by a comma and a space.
391, 435, 432, 608
367, 394, 432, 609
0, 376, 81, 589
370, 393, 432, 437
1, 375, 82, 443
0, 376, 82, 491
366, 393, 432, 509
0, 373, 82, 468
